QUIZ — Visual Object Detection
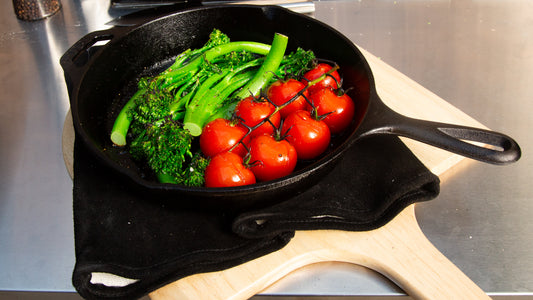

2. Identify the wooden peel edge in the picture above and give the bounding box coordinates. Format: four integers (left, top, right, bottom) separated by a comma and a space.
62, 109, 74, 180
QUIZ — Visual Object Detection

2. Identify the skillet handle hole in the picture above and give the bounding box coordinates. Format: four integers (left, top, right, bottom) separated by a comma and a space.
438, 127, 510, 152
72, 34, 114, 68
434, 126, 521, 164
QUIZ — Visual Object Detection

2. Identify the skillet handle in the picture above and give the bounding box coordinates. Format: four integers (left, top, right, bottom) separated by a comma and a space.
60, 28, 126, 92
363, 108, 521, 165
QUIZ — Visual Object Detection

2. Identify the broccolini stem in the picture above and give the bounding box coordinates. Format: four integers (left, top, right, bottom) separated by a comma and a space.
169, 77, 202, 115
220, 71, 257, 101
161, 49, 192, 74
193, 70, 256, 125
157, 172, 177, 184
183, 33, 289, 136
164, 42, 271, 79
110, 89, 144, 146
187, 70, 230, 110
206, 71, 257, 122
174, 72, 203, 101
234, 34, 288, 99
181, 59, 263, 136
204, 42, 271, 63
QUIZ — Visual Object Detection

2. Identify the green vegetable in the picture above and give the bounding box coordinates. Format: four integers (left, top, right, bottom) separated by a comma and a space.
111, 30, 270, 146
183, 33, 289, 136
273, 47, 317, 80
109, 29, 315, 186
155, 152, 210, 186
129, 119, 195, 183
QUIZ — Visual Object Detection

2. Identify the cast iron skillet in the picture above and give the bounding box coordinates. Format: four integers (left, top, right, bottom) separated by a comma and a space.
61, 4, 520, 209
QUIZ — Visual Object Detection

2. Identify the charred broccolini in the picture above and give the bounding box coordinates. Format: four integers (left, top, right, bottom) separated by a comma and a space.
110, 29, 315, 186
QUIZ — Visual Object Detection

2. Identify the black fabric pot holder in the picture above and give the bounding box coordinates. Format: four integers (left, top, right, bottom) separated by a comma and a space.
72, 133, 440, 299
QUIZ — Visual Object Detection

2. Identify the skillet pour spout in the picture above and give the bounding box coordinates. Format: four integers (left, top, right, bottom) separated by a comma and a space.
60, 4, 521, 210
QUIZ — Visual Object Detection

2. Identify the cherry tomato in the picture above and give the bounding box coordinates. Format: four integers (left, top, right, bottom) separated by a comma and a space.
235, 96, 281, 138
308, 88, 355, 134
281, 110, 331, 160
301, 63, 341, 94
249, 134, 298, 181
266, 79, 309, 118
200, 118, 250, 158
204, 151, 256, 187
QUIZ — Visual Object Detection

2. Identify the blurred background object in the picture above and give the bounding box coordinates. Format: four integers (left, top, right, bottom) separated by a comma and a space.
12, 0, 62, 21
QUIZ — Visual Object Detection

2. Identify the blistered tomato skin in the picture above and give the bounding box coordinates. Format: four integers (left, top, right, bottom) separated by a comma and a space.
199, 118, 250, 158
235, 96, 281, 138
267, 79, 309, 118
302, 63, 341, 94
249, 134, 298, 182
309, 88, 355, 134
204, 152, 256, 187
281, 110, 331, 160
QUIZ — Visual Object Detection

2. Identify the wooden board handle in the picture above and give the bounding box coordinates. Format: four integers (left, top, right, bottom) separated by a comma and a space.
150, 205, 490, 300
347, 205, 490, 299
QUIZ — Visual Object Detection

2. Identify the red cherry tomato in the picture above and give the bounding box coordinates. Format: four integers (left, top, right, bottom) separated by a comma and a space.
301, 63, 341, 94
308, 88, 355, 134
249, 134, 298, 181
235, 96, 281, 138
281, 110, 331, 160
204, 151, 256, 187
199, 118, 250, 158
266, 79, 309, 118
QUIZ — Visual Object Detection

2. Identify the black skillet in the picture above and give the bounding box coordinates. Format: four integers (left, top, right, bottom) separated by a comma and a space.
60, 4, 520, 210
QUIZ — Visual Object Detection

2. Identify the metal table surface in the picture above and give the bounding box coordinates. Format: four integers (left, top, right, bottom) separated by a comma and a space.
0, 0, 531, 298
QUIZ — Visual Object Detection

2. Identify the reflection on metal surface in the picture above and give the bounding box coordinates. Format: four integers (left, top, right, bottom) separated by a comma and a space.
0, 0, 121, 292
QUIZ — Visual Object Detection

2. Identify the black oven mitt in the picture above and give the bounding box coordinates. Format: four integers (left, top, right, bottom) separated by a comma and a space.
71, 135, 294, 300
71, 134, 439, 300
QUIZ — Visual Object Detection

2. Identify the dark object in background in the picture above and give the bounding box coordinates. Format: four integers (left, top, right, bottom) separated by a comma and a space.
111, 0, 190, 9
12, 0, 61, 21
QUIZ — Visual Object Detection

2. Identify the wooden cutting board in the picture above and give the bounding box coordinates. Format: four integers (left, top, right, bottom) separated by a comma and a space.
146, 47, 491, 300
61, 45, 490, 299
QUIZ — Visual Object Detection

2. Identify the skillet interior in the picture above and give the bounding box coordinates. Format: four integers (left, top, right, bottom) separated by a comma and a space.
71, 5, 372, 209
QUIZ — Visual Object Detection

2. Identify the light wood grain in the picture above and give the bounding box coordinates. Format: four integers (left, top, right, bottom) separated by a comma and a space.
150, 205, 489, 300
148, 46, 492, 299
62, 109, 74, 180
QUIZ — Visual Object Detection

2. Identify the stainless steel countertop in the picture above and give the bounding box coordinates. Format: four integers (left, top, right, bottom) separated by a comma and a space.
1, 0, 531, 298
